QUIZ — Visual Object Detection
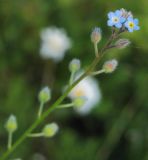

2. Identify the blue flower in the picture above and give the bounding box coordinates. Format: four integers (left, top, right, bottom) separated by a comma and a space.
107, 10, 126, 28
124, 17, 140, 32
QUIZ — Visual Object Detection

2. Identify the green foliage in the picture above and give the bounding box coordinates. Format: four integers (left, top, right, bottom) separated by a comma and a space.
0, 0, 148, 159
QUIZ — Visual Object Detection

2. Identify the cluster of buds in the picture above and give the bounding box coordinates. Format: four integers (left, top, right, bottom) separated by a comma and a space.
120, 8, 133, 19
2, 8, 140, 158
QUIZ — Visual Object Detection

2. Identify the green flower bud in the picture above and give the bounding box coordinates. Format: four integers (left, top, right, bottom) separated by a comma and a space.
103, 59, 118, 73
38, 87, 51, 104
73, 96, 87, 108
5, 115, 17, 133
69, 58, 81, 73
42, 123, 59, 138
91, 27, 102, 44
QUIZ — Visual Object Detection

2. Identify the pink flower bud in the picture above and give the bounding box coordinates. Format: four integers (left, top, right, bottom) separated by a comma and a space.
103, 59, 118, 73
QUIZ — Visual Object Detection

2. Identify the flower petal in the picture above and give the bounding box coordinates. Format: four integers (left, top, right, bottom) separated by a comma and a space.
115, 10, 121, 16
128, 28, 134, 32
134, 25, 140, 30
108, 12, 114, 19
120, 17, 126, 23
107, 20, 114, 26
127, 17, 133, 22
115, 23, 122, 28
134, 18, 139, 25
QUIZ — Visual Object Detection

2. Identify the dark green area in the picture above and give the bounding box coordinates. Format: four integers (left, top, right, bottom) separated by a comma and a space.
0, 0, 148, 160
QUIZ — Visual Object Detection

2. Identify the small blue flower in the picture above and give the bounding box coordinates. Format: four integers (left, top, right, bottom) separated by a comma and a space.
107, 10, 126, 28
124, 17, 140, 32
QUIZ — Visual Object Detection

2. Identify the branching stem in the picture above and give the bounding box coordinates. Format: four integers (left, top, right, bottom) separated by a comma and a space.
0, 31, 119, 160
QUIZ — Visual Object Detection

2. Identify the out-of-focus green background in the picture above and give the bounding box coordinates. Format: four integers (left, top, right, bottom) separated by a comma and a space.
0, 0, 148, 160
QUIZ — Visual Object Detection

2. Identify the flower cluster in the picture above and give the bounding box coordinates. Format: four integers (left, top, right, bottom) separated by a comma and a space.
107, 8, 140, 32
2, 8, 140, 160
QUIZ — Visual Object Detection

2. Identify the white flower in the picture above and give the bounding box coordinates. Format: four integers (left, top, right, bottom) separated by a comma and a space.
40, 27, 71, 62
68, 75, 101, 115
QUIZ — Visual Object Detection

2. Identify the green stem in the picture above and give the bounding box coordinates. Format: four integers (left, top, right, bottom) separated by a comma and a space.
94, 43, 99, 58
0, 57, 100, 160
91, 69, 105, 76
38, 102, 44, 118
57, 103, 74, 109
8, 132, 12, 150
69, 71, 75, 85
27, 133, 43, 138
1, 32, 115, 160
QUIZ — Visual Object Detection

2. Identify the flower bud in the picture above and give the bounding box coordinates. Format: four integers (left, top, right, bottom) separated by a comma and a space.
38, 87, 51, 104
103, 59, 118, 73
5, 115, 17, 133
120, 8, 133, 18
69, 59, 81, 72
91, 27, 102, 44
115, 39, 131, 49
42, 123, 59, 138
73, 96, 87, 108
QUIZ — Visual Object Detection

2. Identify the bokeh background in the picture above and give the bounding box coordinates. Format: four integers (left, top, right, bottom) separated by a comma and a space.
0, 0, 148, 160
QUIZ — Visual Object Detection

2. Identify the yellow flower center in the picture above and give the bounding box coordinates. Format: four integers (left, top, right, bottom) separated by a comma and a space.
74, 89, 85, 97
113, 17, 119, 23
129, 22, 134, 28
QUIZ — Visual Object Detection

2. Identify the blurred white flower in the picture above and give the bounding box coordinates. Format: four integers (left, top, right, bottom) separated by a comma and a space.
32, 153, 46, 160
68, 75, 101, 115
40, 27, 71, 62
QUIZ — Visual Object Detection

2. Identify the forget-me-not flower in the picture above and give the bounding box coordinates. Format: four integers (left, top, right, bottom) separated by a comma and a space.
107, 10, 126, 28
124, 17, 140, 32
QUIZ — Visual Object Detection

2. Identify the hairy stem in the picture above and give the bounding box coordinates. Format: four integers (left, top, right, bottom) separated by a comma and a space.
91, 69, 105, 76
57, 103, 74, 109
0, 57, 99, 160
0, 32, 116, 160
94, 43, 99, 58
69, 71, 75, 85
27, 133, 44, 138
8, 132, 12, 150
38, 102, 44, 118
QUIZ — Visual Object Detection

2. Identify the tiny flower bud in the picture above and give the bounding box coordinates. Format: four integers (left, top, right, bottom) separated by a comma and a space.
5, 115, 17, 133
42, 123, 59, 138
103, 59, 118, 73
73, 96, 87, 108
91, 27, 102, 44
69, 58, 81, 72
115, 39, 131, 49
38, 87, 51, 104
120, 8, 133, 18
